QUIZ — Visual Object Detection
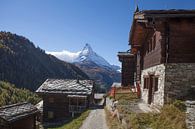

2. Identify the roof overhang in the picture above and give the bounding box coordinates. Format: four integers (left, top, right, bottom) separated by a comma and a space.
134, 9, 195, 19
129, 19, 148, 48
129, 9, 195, 52
0, 102, 39, 123
118, 52, 134, 57
118, 52, 135, 62
67, 95, 87, 98
36, 79, 94, 95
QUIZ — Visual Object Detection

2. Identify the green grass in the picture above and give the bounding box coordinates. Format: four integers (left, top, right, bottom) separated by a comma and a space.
115, 92, 139, 115
109, 92, 187, 129
129, 104, 187, 129
115, 92, 138, 102
0, 81, 41, 106
49, 110, 90, 129
105, 92, 139, 129
104, 107, 123, 129
0, 43, 4, 48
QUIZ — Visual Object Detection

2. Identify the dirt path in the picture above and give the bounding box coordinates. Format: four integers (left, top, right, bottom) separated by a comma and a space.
80, 108, 109, 129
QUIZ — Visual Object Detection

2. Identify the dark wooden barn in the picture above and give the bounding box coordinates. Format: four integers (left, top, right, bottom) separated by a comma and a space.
0, 102, 39, 129
118, 51, 135, 87
36, 79, 94, 122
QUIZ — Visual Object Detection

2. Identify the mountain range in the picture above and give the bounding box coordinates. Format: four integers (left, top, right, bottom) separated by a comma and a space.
47, 43, 121, 89
0, 32, 88, 91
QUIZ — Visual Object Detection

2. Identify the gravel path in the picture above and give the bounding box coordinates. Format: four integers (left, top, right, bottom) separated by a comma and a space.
80, 108, 109, 129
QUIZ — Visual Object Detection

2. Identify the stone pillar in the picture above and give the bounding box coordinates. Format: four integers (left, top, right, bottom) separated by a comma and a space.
118, 52, 135, 87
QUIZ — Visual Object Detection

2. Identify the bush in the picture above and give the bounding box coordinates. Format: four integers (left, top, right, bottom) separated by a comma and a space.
172, 100, 186, 112
128, 104, 187, 129
151, 104, 186, 129
0, 81, 41, 106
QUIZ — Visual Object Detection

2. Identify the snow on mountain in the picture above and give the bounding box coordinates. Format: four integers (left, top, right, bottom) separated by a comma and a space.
46, 50, 81, 62
47, 43, 120, 71
75, 44, 111, 67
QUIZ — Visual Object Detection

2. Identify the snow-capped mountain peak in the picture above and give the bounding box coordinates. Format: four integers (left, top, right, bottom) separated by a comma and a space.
47, 43, 121, 87
47, 43, 121, 72
74, 43, 111, 67
80, 43, 93, 55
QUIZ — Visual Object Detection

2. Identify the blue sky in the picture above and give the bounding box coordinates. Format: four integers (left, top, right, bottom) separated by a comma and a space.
1, 0, 195, 65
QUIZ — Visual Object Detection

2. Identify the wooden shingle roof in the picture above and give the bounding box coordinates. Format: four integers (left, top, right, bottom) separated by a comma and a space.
134, 9, 195, 20
36, 79, 94, 95
0, 102, 39, 122
129, 9, 195, 46
118, 52, 134, 56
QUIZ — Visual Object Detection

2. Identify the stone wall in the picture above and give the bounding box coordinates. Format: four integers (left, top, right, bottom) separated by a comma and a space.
186, 101, 195, 129
141, 64, 165, 106
164, 63, 195, 103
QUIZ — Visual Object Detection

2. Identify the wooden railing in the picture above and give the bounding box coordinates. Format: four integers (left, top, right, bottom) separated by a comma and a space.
69, 105, 86, 113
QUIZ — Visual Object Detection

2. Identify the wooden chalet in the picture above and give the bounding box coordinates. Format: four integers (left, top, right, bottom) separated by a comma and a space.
126, 9, 195, 106
0, 102, 39, 129
118, 51, 135, 86
36, 79, 94, 122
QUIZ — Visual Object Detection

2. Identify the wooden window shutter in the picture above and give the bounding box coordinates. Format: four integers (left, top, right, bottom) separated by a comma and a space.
48, 111, 54, 119
154, 77, 159, 92
144, 77, 150, 89
147, 78, 149, 89
144, 78, 147, 89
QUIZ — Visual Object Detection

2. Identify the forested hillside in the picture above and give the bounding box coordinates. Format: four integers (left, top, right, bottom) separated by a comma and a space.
75, 61, 120, 90
0, 32, 88, 91
0, 81, 41, 106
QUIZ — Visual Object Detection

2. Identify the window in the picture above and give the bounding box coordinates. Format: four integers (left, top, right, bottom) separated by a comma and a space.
149, 40, 152, 52
48, 111, 54, 119
78, 98, 86, 106
147, 34, 156, 53
152, 34, 156, 50
143, 78, 145, 89
144, 77, 149, 89
150, 39, 153, 52
48, 97, 54, 103
154, 77, 159, 92
146, 42, 149, 53
144, 76, 158, 90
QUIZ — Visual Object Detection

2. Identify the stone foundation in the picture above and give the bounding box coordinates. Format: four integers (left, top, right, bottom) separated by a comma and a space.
141, 63, 195, 106
141, 64, 165, 106
164, 63, 195, 102
186, 101, 195, 129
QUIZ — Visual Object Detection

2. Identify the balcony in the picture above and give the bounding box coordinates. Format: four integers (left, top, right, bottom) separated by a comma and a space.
69, 105, 86, 113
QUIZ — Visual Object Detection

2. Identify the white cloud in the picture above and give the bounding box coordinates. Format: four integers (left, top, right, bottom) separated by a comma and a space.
46, 50, 81, 62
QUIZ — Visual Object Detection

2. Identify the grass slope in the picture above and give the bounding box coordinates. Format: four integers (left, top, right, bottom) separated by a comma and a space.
129, 104, 186, 129
0, 81, 41, 106
105, 107, 123, 129
107, 92, 187, 129
49, 110, 90, 129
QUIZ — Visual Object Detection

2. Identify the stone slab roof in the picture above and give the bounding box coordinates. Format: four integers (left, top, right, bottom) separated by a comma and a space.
35, 101, 43, 113
36, 79, 94, 95
94, 93, 105, 99
67, 95, 87, 98
111, 82, 121, 88
0, 102, 39, 122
